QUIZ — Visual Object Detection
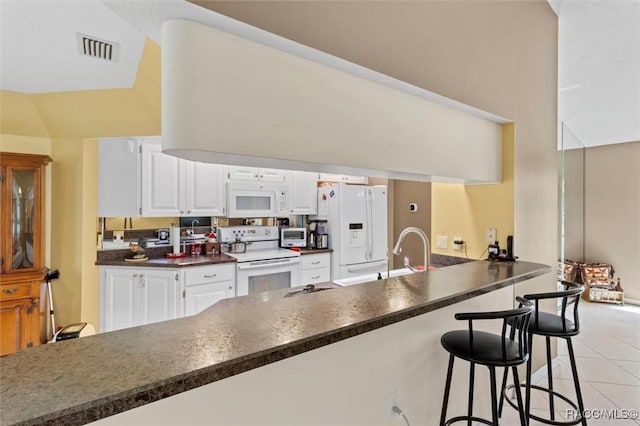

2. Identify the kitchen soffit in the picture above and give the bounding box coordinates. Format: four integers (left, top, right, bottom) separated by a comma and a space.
189, 0, 640, 149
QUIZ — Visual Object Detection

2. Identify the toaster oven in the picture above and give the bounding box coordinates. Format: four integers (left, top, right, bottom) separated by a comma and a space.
280, 227, 307, 248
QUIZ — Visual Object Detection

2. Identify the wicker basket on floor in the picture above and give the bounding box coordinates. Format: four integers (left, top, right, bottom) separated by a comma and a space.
580, 263, 624, 305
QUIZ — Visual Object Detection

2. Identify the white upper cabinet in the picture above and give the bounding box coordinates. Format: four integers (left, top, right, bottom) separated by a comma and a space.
184, 161, 225, 216
225, 166, 286, 183
98, 138, 141, 217
287, 171, 319, 215
318, 173, 368, 185
141, 138, 184, 216
140, 138, 224, 217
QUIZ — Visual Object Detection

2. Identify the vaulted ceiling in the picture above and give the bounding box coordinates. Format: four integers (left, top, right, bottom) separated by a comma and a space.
1, 0, 638, 148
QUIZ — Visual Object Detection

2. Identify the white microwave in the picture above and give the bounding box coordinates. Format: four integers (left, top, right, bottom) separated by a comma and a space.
226, 182, 290, 218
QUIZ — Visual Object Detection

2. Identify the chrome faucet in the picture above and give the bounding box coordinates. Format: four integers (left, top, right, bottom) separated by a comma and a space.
191, 219, 199, 235
392, 227, 430, 272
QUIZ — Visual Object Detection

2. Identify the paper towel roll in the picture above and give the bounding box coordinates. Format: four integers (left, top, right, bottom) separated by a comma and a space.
171, 225, 181, 255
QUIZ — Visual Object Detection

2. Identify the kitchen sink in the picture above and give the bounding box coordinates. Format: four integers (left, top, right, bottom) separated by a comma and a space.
332, 268, 415, 287
284, 285, 334, 298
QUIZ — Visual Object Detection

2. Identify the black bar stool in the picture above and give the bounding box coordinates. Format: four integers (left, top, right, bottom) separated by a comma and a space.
439, 297, 535, 426
500, 281, 586, 425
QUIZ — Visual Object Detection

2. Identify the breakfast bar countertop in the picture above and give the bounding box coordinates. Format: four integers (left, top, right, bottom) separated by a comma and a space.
0, 260, 551, 426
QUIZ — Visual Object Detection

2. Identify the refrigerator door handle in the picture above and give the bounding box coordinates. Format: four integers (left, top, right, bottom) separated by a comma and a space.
368, 188, 374, 260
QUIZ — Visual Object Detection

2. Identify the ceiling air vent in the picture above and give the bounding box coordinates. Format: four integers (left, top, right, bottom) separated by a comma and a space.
77, 33, 119, 62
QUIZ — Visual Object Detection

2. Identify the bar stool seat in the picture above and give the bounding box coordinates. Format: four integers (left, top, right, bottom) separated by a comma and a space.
500, 281, 586, 426
441, 331, 526, 366
439, 297, 534, 426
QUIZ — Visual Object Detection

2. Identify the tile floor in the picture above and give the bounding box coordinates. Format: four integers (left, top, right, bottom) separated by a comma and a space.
500, 300, 640, 425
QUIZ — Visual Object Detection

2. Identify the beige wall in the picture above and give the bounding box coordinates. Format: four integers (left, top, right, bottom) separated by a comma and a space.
584, 141, 640, 300
391, 180, 432, 269
563, 148, 585, 261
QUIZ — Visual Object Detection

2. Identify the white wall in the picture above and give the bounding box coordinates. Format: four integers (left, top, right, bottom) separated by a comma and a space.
584, 141, 640, 301
94, 285, 524, 425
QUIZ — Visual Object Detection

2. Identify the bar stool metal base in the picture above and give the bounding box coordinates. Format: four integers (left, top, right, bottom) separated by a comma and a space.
503, 383, 583, 426
444, 415, 494, 425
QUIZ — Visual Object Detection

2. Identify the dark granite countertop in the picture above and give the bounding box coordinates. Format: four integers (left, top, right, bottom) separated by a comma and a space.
297, 248, 333, 255
0, 260, 550, 425
95, 252, 236, 267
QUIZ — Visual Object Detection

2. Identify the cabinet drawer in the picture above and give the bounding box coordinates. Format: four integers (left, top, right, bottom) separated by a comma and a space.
301, 254, 330, 270
0, 283, 34, 301
301, 268, 330, 285
184, 264, 235, 286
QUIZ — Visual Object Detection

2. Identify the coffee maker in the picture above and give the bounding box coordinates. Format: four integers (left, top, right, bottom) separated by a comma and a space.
308, 220, 328, 249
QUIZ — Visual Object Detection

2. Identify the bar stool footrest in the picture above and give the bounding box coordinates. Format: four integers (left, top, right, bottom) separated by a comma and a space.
444, 415, 494, 425
504, 384, 583, 426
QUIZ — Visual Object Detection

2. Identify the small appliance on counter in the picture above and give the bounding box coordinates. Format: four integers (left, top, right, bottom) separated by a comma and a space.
315, 233, 329, 249
308, 219, 328, 249
280, 227, 307, 248
488, 235, 517, 262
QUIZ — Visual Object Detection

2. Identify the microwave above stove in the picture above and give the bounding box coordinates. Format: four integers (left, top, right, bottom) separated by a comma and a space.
226, 182, 290, 218
280, 227, 307, 248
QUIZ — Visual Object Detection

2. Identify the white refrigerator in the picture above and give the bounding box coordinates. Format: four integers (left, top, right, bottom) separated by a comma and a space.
314, 184, 388, 280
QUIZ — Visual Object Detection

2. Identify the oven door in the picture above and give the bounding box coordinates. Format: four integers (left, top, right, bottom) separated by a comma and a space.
236, 257, 301, 296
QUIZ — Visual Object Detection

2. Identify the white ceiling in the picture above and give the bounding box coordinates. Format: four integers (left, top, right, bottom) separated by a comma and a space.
1, 0, 638, 149
552, 0, 640, 148
0, 0, 145, 93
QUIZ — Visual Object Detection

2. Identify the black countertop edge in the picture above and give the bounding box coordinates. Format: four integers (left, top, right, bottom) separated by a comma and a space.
2, 261, 551, 426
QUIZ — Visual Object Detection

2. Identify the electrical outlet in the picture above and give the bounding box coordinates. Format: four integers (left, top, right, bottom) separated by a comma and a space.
453, 236, 463, 250
436, 235, 448, 249
486, 227, 496, 244
388, 391, 398, 416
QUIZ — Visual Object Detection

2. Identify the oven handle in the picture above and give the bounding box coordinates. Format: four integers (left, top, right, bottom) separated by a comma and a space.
237, 258, 301, 270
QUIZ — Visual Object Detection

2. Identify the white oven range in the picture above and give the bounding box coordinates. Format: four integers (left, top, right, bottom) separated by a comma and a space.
218, 226, 300, 296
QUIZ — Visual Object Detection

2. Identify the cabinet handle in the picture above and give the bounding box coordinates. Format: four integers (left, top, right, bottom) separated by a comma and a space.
2, 288, 19, 295
180, 211, 185, 214
187, 210, 191, 214
133, 274, 138, 278
311, 275, 320, 280
311, 261, 321, 265
204, 274, 217, 278
228, 286, 233, 290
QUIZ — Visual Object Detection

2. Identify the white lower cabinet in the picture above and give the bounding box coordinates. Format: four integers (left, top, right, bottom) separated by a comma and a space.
100, 267, 181, 332
300, 253, 331, 286
183, 264, 236, 316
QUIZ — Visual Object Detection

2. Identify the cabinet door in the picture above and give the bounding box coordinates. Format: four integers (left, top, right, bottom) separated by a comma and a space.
139, 269, 181, 326
290, 171, 318, 214
98, 138, 140, 217
225, 165, 260, 181
0, 299, 32, 356
101, 268, 138, 332
318, 173, 368, 184
141, 139, 185, 216
184, 280, 235, 316
184, 162, 225, 216
258, 168, 286, 183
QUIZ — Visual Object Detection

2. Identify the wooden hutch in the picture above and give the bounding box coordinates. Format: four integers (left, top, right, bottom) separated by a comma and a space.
0, 152, 51, 356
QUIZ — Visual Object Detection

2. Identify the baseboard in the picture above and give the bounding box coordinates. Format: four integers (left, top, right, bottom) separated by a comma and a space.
530, 357, 563, 384
623, 298, 640, 306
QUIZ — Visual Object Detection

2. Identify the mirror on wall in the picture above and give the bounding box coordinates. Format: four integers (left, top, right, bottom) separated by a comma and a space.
558, 122, 586, 273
